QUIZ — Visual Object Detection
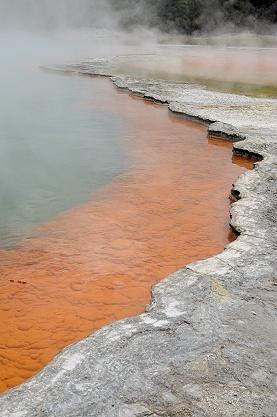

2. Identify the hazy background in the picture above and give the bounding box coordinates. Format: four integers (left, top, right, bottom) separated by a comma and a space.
0, 0, 276, 34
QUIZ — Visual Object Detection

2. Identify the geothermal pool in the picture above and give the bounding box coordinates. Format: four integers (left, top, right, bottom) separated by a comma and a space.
0, 65, 126, 248
0, 71, 253, 392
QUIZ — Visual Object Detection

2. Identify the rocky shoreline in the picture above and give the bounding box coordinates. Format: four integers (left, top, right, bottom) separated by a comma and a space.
1, 57, 276, 417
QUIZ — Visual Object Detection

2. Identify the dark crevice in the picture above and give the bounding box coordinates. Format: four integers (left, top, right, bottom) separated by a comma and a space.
143, 94, 168, 104
208, 131, 245, 143
171, 109, 213, 125
230, 188, 241, 202
233, 147, 263, 162
229, 224, 241, 239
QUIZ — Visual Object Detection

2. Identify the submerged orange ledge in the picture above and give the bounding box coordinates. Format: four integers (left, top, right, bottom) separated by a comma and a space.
0, 79, 252, 392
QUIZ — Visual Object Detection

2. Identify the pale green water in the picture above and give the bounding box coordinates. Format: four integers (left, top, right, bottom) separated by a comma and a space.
0, 31, 128, 247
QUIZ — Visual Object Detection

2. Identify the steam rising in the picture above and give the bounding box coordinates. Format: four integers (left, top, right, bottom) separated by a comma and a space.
0, 1, 115, 30
0, 1, 276, 247
0, 0, 276, 35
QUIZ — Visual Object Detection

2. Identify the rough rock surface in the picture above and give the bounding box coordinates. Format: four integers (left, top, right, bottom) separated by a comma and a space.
1, 57, 277, 417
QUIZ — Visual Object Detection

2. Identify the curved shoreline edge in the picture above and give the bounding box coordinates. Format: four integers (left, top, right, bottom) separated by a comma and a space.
1, 58, 276, 417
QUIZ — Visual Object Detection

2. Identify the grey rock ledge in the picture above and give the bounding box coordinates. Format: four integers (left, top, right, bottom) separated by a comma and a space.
1, 57, 277, 417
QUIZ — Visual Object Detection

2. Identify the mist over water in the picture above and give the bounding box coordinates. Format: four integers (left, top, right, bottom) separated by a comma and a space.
0, 0, 166, 249
0, 0, 113, 31
0, 0, 276, 35
0, 30, 133, 248
0, 0, 276, 248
